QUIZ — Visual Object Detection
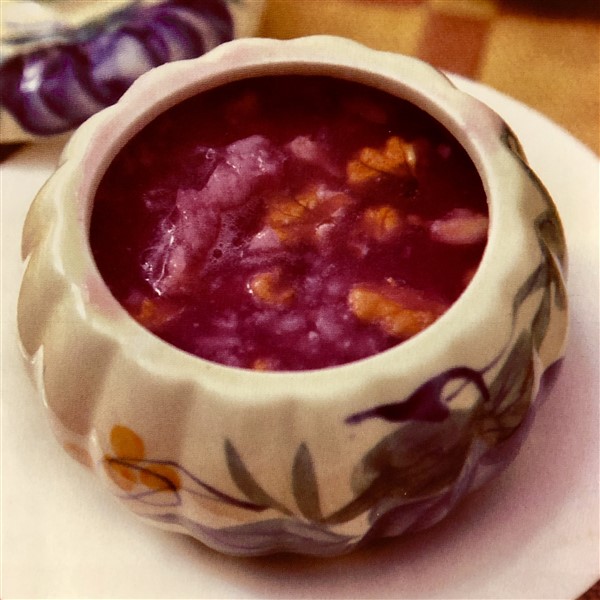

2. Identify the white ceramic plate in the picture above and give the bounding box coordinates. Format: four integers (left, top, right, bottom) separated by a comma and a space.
1, 77, 598, 599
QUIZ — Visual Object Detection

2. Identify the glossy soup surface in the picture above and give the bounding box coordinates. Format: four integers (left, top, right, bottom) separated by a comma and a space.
91, 76, 488, 371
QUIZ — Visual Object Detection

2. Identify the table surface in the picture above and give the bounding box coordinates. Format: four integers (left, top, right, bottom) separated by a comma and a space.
1, 0, 598, 597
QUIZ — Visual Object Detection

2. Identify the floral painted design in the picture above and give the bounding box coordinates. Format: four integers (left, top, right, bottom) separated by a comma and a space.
103, 425, 265, 511
0, 0, 234, 136
103, 425, 359, 554
103, 424, 329, 518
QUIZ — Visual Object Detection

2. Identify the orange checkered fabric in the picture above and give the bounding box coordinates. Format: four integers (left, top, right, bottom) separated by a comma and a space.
260, 0, 600, 154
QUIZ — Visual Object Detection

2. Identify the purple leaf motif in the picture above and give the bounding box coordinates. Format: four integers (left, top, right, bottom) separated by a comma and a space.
346, 366, 489, 425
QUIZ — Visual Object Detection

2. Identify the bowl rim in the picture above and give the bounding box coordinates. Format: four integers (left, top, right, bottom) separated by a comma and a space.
53, 35, 536, 403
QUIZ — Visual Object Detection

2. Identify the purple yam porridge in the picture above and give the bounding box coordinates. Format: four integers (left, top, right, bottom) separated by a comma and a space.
90, 76, 488, 371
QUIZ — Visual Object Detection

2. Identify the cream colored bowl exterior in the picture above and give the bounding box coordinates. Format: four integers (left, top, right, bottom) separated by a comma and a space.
18, 36, 568, 556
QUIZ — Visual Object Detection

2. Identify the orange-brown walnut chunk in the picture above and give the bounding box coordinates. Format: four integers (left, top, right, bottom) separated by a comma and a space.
248, 268, 295, 307
347, 136, 416, 184
265, 186, 352, 246
348, 283, 447, 339
361, 205, 404, 241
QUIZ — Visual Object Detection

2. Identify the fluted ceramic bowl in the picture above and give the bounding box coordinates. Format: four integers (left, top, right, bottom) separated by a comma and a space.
18, 36, 568, 557
0, 0, 265, 142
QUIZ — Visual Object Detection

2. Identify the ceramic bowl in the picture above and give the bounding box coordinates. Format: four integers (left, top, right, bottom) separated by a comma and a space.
17, 36, 568, 557
0, 0, 265, 143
